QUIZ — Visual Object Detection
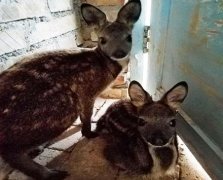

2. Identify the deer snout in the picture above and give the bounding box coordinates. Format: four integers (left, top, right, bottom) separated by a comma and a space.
153, 138, 164, 146
150, 131, 168, 146
112, 50, 127, 59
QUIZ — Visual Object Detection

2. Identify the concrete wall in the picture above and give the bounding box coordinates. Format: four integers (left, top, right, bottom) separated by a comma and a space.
0, 0, 83, 71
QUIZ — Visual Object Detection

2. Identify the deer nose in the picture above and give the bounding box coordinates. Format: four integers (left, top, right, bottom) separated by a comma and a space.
112, 50, 127, 59
151, 131, 167, 146
154, 138, 164, 146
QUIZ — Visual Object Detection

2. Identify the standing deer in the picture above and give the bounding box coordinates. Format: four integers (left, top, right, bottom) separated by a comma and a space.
96, 81, 188, 179
0, 1, 141, 179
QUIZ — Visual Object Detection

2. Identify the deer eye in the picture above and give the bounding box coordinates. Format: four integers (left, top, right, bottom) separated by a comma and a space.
126, 35, 132, 42
169, 119, 176, 127
99, 37, 107, 45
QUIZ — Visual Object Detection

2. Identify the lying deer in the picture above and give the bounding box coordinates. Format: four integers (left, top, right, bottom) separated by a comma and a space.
0, 1, 141, 179
96, 81, 188, 179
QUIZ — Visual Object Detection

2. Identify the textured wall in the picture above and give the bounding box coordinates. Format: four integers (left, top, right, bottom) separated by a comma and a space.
0, 0, 83, 71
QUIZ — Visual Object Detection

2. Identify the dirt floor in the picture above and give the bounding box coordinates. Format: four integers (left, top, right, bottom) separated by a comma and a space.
8, 98, 211, 180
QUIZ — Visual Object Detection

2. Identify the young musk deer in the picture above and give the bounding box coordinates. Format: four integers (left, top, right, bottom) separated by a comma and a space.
0, 1, 141, 180
96, 81, 188, 179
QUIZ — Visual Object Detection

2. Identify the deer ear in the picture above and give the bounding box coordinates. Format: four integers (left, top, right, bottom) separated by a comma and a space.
81, 3, 107, 28
162, 82, 188, 109
116, 0, 141, 28
128, 81, 152, 107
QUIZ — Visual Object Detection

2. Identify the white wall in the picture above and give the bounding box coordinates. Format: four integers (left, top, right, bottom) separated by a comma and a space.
0, 0, 83, 71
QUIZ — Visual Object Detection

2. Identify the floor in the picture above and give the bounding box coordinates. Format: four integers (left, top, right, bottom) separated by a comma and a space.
8, 98, 211, 180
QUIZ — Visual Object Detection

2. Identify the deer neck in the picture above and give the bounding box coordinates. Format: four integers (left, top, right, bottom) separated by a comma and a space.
95, 47, 128, 79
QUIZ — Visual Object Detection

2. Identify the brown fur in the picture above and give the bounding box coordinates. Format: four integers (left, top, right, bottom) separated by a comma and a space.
0, 50, 120, 148
0, 1, 141, 179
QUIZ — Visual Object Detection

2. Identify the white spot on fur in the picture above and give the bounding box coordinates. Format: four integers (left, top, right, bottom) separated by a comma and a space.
33, 109, 40, 115
78, 77, 84, 82
33, 123, 42, 129
71, 84, 77, 92
3, 109, 9, 114
69, 96, 74, 105
44, 63, 52, 69
56, 83, 62, 89
43, 92, 48, 97
43, 89, 54, 97
41, 72, 49, 79
14, 84, 26, 90
90, 69, 95, 75
53, 86, 59, 92
11, 95, 16, 100
29, 70, 40, 77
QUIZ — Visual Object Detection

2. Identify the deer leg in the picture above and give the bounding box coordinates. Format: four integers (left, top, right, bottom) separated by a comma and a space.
28, 147, 44, 159
80, 99, 98, 138
1, 151, 69, 180
28, 142, 49, 159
